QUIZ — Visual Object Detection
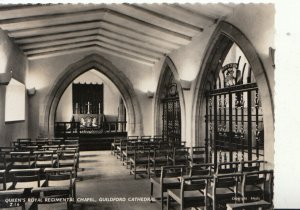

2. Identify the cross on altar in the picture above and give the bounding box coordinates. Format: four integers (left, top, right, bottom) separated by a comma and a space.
86, 101, 92, 114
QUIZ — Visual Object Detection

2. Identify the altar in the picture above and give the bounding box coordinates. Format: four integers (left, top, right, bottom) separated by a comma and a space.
73, 114, 104, 129
54, 82, 127, 150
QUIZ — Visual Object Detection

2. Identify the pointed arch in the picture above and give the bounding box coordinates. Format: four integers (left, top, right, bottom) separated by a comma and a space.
192, 21, 274, 165
40, 53, 143, 137
154, 56, 186, 143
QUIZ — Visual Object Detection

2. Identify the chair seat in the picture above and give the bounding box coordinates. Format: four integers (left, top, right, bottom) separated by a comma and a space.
226, 200, 271, 210
130, 157, 149, 164
239, 184, 262, 193
14, 180, 43, 189
168, 189, 205, 203
36, 160, 54, 167
48, 178, 76, 187
151, 177, 181, 188
32, 185, 70, 193
11, 161, 35, 168
207, 186, 236, 200
0, 188, 25, 196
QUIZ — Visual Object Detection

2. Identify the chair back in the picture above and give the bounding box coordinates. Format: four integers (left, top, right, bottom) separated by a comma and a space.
242, 170, 273, 202
34, 151, 55, 168
56, 150, 77, 169
0, 152, 7, 171
134, 148, 150, 160
216, 161, 240, 174
0, 170, 7, 190
44, 167, 73, 185
182, 175, 212, 193
9, 168, 41, 189
127, 136, 139, 142
161, 165, 185, 179
10, 151, 32, 169
189, 146, 206, 165
170, 147, 189, 166
190, 163, 213, 177
240, 160, 266, 173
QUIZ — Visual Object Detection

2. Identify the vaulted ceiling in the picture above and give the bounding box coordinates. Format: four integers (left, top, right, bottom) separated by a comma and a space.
0, 3, 235, 66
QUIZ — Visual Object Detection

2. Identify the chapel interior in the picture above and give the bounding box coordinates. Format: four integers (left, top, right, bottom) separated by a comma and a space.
0, 3, 276, 210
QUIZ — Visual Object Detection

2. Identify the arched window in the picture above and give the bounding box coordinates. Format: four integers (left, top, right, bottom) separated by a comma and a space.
205, 43, 264, 164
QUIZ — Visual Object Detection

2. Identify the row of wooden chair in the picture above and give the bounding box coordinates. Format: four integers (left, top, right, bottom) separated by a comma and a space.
127, 146, 205, 179
12, 138, 78, 149
150, 160, 273, 210
1, 146, 79, 177
0, 138, 80, 210
111, 135, 169, 157
111, 136, 206, 179
0, 167, 75, 210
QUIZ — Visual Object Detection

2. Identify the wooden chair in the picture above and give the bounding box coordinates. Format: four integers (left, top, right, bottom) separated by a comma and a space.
19, 145, 39, 153
150, 165, 185, 210
9, 151, 34, 169
230, 170, 272, 209
129, 148, 150, 179
0, 169, 7, 190
57, 150, 78, 177
148, 148, 170, 178
0, 146, 15, 153
216, 161, 240, 174
189, 163, 213, 177
240, 170, 274, 206
153, 135, 163, 141
189, 146, 206, 165
140, 136, 152, 145
34, 151, 55, 168
31, 167, 75, 210
111, 138, 122, 156
15, 138, 31, 149
168, 147, 189, 166
42, 144, 60, 152
240, 160, 266, 173
122, 141, 138, 167
167, 175, 212, 210
0, 150, 13, 174
226, 200, 271, 210
9, 168, 41, 190
141, 135, 152, 140
0, 152, 8, 171
116, 139, 128, 160
0, 170, 25, 210
207, 173, 243, 210
127, 136, 139, 140
64, 139, 79, 145
35, 138, 50, 147
49, 138, 63, 145
61, 144, 80, 173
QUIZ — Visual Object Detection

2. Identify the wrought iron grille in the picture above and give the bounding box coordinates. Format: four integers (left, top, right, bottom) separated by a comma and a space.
162, 83, 181, 146
205, 56, 264, 165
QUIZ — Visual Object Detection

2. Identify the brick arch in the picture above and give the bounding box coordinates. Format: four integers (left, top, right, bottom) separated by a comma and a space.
40, 53, 143, 137
192, 21, 274, 166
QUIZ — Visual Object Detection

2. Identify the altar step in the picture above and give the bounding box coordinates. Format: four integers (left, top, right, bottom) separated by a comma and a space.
78, 133, 127, 151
